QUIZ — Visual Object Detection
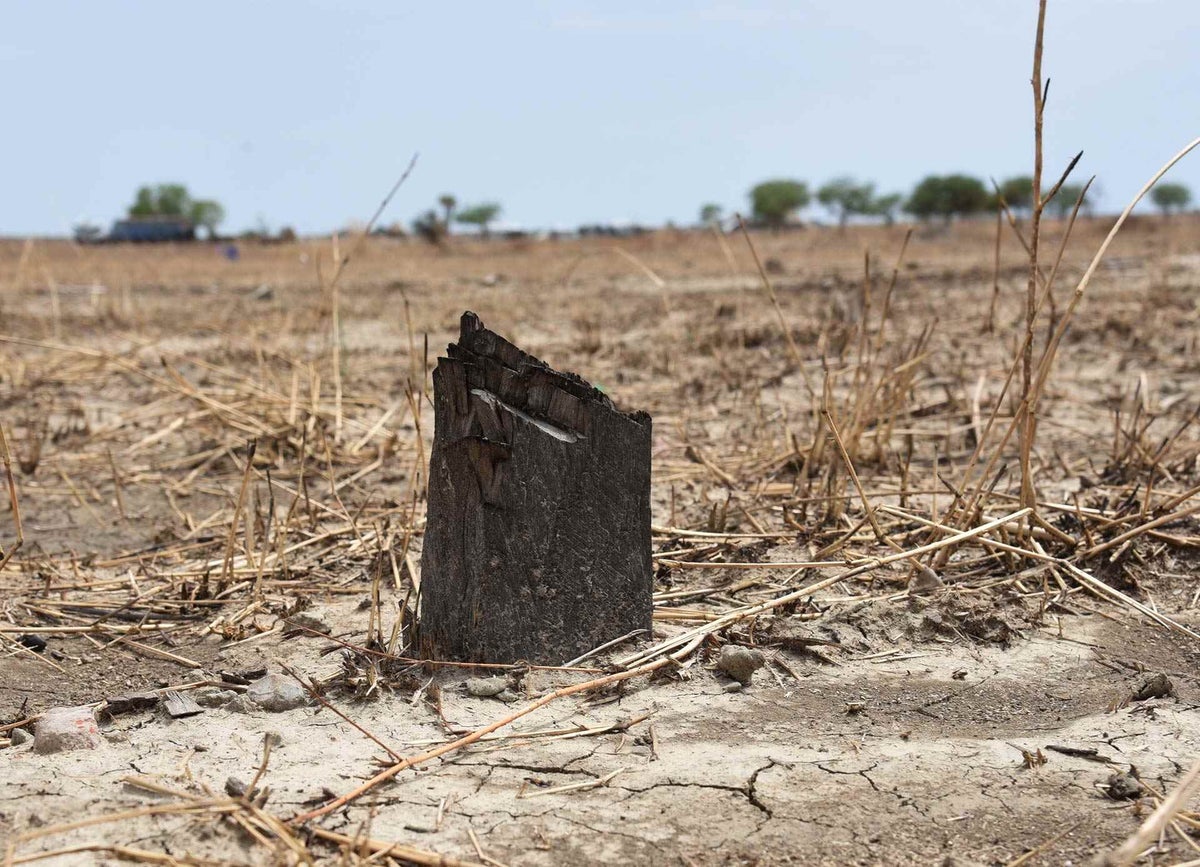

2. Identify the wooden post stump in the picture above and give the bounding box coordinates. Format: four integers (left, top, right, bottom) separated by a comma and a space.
419, 312, 652, 664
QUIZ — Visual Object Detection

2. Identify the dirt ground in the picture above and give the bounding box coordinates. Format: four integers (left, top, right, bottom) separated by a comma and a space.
2, 218, 1200, 865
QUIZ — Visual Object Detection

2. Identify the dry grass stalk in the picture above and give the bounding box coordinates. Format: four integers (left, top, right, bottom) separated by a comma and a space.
306, 827, 486, 867
735, 214, 813, 396
614, 247, 671, 315
1018, 0, 1048, 512
218, 439, 257, 586
0, 424, 23, 573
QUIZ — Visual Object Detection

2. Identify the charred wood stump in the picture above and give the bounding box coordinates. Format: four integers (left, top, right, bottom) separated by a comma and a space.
419, 312, 652, 664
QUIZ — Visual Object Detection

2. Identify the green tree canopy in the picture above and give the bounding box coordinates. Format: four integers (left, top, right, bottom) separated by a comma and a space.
750, 179, 810, 228
130, 187, 156, 217
997, 175, 1034, 213
905, 175, 989, 222
128, 183, 193, 218
127, 184, 224, 236
868, 192, 903, 226
1151, 182, 1191, 216
456, 202, 502, 237
189, 200, 226, 238
699, 203, 723, 225
816, 177, 875, 228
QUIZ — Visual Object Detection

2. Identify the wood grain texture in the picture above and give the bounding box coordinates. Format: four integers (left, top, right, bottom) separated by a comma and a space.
419, 312, 652, 664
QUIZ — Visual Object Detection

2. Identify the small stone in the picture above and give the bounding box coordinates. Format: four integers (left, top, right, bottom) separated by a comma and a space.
34, 706, 103, 754
496, 689, 521, 703
195, 689, 239, 708
286, 612, 331, 634
1132, 673, 1174, 701
465, 676, 508, 697
723, 682, 744, 693
909, 567, 943, 595
717, 645, 766, 686
17, 634, 47, 653
1106, 770, 1143, 800
245, 674, 309, 712
225, 777, 248, 797
9, 727, 32, 746
225, 696, 256, 714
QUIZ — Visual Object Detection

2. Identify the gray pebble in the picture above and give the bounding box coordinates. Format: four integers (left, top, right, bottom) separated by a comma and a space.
286, 612, 331, 634
225, 696, 257, 714
466, 676, 508, 697
245, 674, 309, 712
195, 689, 240, 708
717, 645, 766, 686
9, 727, 32, 746
909, 566, 943, 594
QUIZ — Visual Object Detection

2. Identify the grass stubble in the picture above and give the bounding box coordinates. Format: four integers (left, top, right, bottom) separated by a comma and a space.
4, 3, 1200, 863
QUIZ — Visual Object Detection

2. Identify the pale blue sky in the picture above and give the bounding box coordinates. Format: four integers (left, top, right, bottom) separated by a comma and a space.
4, 1, 1199, 235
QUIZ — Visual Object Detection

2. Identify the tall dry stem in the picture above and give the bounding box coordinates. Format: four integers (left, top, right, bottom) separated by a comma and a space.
1019, 0, 1048, 512
0, 424, 23, 573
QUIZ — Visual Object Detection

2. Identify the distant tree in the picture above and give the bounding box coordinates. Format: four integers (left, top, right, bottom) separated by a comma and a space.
456, 202, 502, 238
127, 184, 224, 235
868, 192, 903, 226
817, 177, 877, 229
943, 175, 989, 218
997, 175, 1034, 214
905, 175, 989, 223
438, 194, 457, 233
129, 187, 157, 217
904, 177, 945, 222
699, 203, 723, 225
1151, 182, 1191, 216
160, 184, 192, 216
1046, 183, 1093, 219
189, 200, 225, 239
128, 184, 190, 218
749, 179, 810, 228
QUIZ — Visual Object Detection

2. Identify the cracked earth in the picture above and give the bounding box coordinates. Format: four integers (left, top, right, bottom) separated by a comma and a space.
5, 595, 1199, 866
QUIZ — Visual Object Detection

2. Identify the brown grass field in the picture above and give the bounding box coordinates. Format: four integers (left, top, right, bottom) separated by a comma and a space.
3, 214, 1200, 866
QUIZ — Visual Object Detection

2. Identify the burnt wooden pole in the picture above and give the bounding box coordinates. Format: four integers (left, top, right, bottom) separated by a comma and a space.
419, 312, 652, 664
